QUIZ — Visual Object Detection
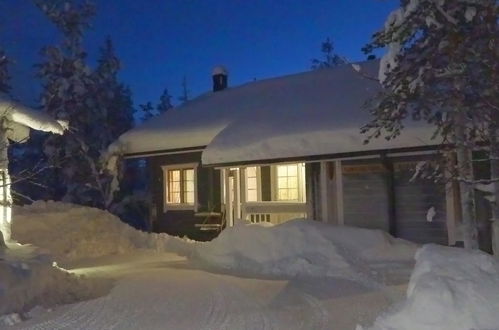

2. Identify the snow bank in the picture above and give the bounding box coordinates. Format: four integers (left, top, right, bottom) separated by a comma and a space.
363, 244, 499, 330
195, 220, 417, 280
0, 254, 105, 323
11, 201, 189, 264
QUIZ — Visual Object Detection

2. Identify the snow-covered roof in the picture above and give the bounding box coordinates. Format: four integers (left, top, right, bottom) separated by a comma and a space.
117, 61, 438, 165
0, 98, 66, 142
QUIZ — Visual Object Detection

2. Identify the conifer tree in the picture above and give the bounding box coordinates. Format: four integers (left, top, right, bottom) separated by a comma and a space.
0, 50, 10, 95
362, 0, 498, 249
311, 37, 345, 70
36, 0, 123, 207
157, 88, 173, 114
94, 37, 134, 141
178, 76, 190, 104
139, 102, 155, 122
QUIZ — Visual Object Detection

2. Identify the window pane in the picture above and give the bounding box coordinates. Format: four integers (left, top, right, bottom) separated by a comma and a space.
288, 177, 298, 188
246, 167, 257, 177
184, 169, 194, 181
170, 192, 181, 204
278, 177, 288, 189
278, 189, 288, 200
171, 181, 180, 192
246, 167, 259, 202
169, 170, 180, 182
182, 169, 195, 204
277, 165, 287, 177
185, 181, 195, 193
288, 189, 298, 200
247, 190, 257, 202
287, 165, 297, 176
184, 191, 194, 204
247, 177, 257, 190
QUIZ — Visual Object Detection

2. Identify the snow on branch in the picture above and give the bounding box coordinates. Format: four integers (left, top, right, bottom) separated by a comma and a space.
0, 98, 67, 135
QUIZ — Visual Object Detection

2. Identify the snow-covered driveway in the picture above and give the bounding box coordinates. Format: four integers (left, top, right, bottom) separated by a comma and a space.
7, 252, 404, 330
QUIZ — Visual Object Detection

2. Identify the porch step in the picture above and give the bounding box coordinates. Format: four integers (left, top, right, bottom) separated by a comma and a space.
194, 224, 223, 231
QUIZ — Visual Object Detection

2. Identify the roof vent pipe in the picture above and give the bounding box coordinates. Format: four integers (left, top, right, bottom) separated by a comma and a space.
212, 66, 228, 92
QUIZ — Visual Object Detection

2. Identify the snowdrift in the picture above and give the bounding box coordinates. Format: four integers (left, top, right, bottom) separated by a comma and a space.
363, 244, 499, 330
11, 201, 188, 264
194, 220, 417, 280
0, 253, 106, 325
13, 202, 416, 282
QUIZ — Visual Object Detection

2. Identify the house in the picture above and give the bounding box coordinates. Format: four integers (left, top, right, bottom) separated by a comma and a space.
115, 61, 464, 245
0, 98, 66, 245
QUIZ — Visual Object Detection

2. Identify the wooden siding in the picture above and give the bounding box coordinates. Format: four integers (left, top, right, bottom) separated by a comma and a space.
260, 166, 272, 201
148, 151, 221, 241
306, 163, 320, 220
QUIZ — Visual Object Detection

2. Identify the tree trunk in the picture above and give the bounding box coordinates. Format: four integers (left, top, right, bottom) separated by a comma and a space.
454, 113, 479, 249
489, 121, 499, 255
0, 120, 10, 246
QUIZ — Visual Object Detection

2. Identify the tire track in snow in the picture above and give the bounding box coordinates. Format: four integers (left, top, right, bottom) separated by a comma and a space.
201, 274, 273, 330
299, 292, 329, 330
8, 262, 341, 330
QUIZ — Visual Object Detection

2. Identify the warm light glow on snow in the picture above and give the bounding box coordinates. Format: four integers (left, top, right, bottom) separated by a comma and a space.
0, 170, 12, 241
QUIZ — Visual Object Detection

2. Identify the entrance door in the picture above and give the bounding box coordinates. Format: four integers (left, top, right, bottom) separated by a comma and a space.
224, 168, 240, 227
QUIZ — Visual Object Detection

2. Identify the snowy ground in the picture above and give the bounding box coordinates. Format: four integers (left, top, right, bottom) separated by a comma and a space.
4, 251, 407, 330
1, 201, 414, 329
3, 202, 499, 330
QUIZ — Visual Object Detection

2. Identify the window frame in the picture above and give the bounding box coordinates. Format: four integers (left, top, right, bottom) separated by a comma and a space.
271, 163, 306, 202
162, 163, 198, 211
244, 166, 262, 202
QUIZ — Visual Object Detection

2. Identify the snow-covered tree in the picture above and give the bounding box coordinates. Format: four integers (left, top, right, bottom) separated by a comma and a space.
362, 0, 498, 249
311, 37, 345, 70
139, 102, 155, 122
94, 37, 134, 143
0, 50, 10, 95
178, 76, 190, 104
0, 46, 9, 247
157, 88, 173, 114
36, 0, 132, 208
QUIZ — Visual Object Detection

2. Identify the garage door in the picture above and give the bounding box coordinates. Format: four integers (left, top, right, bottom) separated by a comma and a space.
393, 161, 448, 245
342, 163, 390, 232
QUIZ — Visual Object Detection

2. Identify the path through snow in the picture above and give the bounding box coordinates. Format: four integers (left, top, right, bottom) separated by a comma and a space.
5, 251, 406, 330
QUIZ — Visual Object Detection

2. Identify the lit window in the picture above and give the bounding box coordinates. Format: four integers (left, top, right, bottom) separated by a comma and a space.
246, 167, 258, 202
276, 164, 300, 201
166, 168, 195, 205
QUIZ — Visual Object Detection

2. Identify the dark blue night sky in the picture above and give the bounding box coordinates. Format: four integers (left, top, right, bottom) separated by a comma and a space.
0, 0, 397, 107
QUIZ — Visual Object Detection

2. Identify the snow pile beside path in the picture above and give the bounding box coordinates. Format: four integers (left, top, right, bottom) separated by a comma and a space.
12, 201, 190, 264
195, 220, 417, 279
363, 244, 499, 330
0, 256, 105, 324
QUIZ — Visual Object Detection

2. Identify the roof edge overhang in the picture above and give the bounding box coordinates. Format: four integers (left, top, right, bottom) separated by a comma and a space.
123, 145, 206, 159
204, 144, 443, 168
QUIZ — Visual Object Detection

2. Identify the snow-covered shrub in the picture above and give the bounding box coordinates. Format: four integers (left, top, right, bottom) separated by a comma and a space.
363, 244, 499, 330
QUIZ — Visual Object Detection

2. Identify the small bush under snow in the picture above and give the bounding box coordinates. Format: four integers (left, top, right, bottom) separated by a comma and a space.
363, 244, 499, 330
